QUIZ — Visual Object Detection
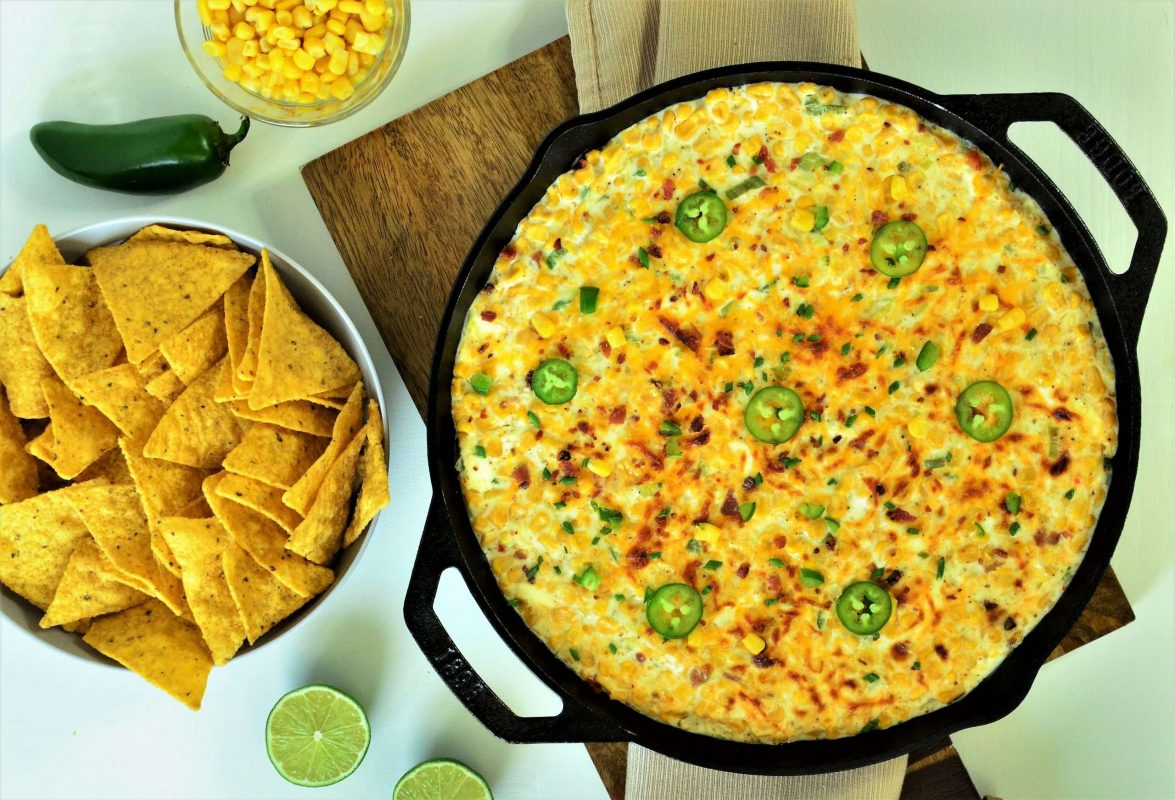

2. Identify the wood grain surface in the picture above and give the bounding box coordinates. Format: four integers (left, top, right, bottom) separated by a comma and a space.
302, 35, 1135, 800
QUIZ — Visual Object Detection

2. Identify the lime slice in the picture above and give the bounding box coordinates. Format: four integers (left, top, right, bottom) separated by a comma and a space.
393, 759, 493, 800
265, 685, 370, 787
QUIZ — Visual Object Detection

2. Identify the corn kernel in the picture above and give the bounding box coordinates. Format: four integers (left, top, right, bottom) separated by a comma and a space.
202, 39, 228, 58
353, 30, 385, 54
979, 293, 1000, 312
587, 459, 612, 478
742, 633, 766, 655
242, 39, 259, 57
271, 24, 297, 39
530, 312, 556, 339
907, 414, 930, 440
703, 277, 728, 303
328, 48, 348, 74
606, 327, 626, 349
208, 0, 231, 9
359, 10, 384, 31
310, 0, 338, 12
303, 35, 326, 58
338, 0, 364, 11
242, 61, 266, 78
694, 523, 720, 544
292, 47, 316, 70
791, 208, 816, 232
231, 21, 254, 39
329, 77, 355, 100
347, 49, 360, 76
209, 22, 232, 40
300, 71, 319, 93
291, 4, 313, 27
344, 18, 364, 43
281, 60, 303, 79
366, 0, 387, 12
223, 63, 244, 81
886, 175, 909, 201
275, 8, 292, 25
323, 30, 345, 53
326, 18, 346, 35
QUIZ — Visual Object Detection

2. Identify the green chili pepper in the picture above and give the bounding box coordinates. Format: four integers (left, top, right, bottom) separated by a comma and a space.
30, 114, 250, 194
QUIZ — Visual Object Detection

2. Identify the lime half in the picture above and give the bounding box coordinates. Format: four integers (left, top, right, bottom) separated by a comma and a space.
393, 759, 493, 800
265, 685, 370, 787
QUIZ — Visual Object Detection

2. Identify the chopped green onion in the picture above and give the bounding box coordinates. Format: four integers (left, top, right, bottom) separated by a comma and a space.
559, 475, 576, 485
469, 373, 492, 395
726, 175, 767, 200
570, 648, 580, 661
573, 565, 602, 590
864, 672, 880, 683
800, 568, 825, 587
579, 286, 599, 314
659, 419, 682, 436
724, 382, 734, 393
825, 516, 841, 533
810, 411, 822, 422
851, 292, 864, 302
975, 522, 986, 536
916, 341, 940, 372
686, 539, 702, 554
739, 502, 756, 522
799, 151, 826, 170
726, 154, 737, 167
1005, 492, 1021, 515
614, 594, 625, 602
666, 436, 682, 457
827, 160, 844, 174
562, 520, 573, 534
845, 413, 858, 428
609, 643, 618, 654
887, 276, 902, 289
552, 298, 573, 310
906, 527, 920, 535
507, 598, 522, 607
698, 178, 712, 192
871, 566, 886, 579
1064, 488, 1075, 500
796, 302, 814, 319
888, 380, 900, 394
637, 247, 650, 268
1010, 521, 1021, 535
528, 411, 541, 428
924, 457, 946, 469
1036, 224, 1050, 236
1026, 327, 1038, 341
545, 247, 567, 269
648, 551, 662, 560
781, 456, 801, 469
591, 501, 623, 526
703, 560, 722, 571
893, 356, 907, 367
808, 333, 821, 342
754, 356, 765, 368
864, 406, 876, 417
840, 342, 851, 356
764, 598, 779, 606
912, 661, 921, 671
753, 472, 764, 486
474, 445, 486, 458
635, 169, 646, 177
812, 206, 830, 231
768, 558, 786, 568
798, 502, 825, 519
792, 275, 810, 288
936, 557, 945, 579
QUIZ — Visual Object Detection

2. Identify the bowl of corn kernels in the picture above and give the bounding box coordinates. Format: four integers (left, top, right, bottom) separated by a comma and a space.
176, 0, 409, 127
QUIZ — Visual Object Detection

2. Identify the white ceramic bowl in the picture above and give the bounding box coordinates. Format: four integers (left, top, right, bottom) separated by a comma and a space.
0, 216, 387, 666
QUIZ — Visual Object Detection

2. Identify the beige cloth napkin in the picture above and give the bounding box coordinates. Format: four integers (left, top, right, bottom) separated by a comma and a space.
565, 1, 905, 798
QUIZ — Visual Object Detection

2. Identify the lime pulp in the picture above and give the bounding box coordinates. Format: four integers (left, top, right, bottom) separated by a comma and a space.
265, 685, 370, 787
393, 758, 493, 800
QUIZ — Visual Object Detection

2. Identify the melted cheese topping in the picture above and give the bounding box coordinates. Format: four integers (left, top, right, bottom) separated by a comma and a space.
451, 83, 1117, 742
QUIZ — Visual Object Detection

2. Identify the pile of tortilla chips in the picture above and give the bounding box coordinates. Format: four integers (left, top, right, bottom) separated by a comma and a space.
0, 224, 390, 710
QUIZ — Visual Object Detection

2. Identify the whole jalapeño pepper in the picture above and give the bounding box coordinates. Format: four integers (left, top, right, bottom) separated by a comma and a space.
30, 114, 250, 195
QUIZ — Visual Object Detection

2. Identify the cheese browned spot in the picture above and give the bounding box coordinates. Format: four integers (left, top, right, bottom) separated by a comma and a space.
451, 82, 1116, 743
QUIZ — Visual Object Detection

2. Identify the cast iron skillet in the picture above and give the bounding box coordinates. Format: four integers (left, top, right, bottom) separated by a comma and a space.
404, 62, 1166, 774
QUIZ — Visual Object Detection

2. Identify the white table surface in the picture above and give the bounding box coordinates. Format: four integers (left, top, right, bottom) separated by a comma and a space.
1, 1, 1171, 798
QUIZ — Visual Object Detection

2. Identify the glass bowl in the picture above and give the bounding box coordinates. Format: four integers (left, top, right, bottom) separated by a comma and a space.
175, 0, 410, 127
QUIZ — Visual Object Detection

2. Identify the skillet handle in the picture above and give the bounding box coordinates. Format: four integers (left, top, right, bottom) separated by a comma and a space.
942, 91, 1167, 350
403, 499, 626, 743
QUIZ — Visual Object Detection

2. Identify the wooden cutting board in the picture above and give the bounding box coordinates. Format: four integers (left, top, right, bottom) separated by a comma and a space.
302, 35, 1134, 800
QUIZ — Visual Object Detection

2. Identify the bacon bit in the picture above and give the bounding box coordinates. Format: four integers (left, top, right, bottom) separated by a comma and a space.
871, 210, 890, 228
824, 534, 837, 551
577, 420, 590, 433
971, 323, 993, 344
635, 652, 646, 663
993, 548, 1009, 559
657, 315, 701, 352
600, 340, 612, 357
827, 129, 846, 143
660, 386, 679, 415
557, 449, 571, 462
965, 149, 984, 170
997, 264, 1007, 274
756, 145, 777, 173
689, 666, 711, 686
511, 465, 530, 489
961, 480, 988, 500
1034, 531, 1063, 546
659, 178, 676, 200
836, 362, 867, 382
686, 430, 710, 447
482, 282, 496, 293
906, 450, 922, 477
721, 491, 740, 517
480, 310, 497, 322
712, 393, 730, 411
1050, 453, 1071, 476
684, 560, 700, 586
530, 251, 543, 264
603, 406, 626, 426
732, 143, 741, 154
983, 600, 999, 612
557, 341, 572, 359
809, 339, 829, 357
891, 641, 910, 660
884, 570, 903, 587
925, 384, 939, 395
742, 476, 756, 492
714, 330, 735, 356
767, 574, 782, 593
654, 211, 672, 225
1004, 617, 1018, 630
900, 212, 918, 222
647, 243, 663, 259
752, 653, 775, 668
1053, 407, 1075, 421
874, 483, 886, 496
736, 563, 750, 579
935, 643, 949, 661
690, 415, 704, 433
627, 549, 650, 569
501, 243, 517, 259
886, 507, 916, 523
848, 431, 872, 450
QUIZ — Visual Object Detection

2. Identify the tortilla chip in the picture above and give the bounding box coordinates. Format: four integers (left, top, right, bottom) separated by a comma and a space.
213, 359, 248, 403
1, 224, 64, 296
286, 422, 364, 565
222, 273, 253, 393
144, 359, 244, 468
40, 537, 147, 628
137, 351, 168, 382
0, 392, 38, 503
160, 304, 227, 385
145, 368, 187, 405
230, 399, 336, 437
222, 542, 313, 644
83, 599, 212, 711
282, 384, 365, 515
204, 472, 333, 598
87, 239, 254, 364
68, 483, 188, 616
74, 445, 133, 484
304, 394, 346, 410
215, 473, 303, 533
34, 376, 119, 479
62, 618, 91, 635
249, 252, 359, 409
72, 363, 166, 441
315, 384, 356, 400
237, 262, 266, 383
0, 294, 54, 417
23, 260, 122, 383
126, 225, 236, 250
176, 496, 213, 518
222, 423, 328, 491
344, 401, 389, 547
160, 516, 245, 665
0, 481, 109, 610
